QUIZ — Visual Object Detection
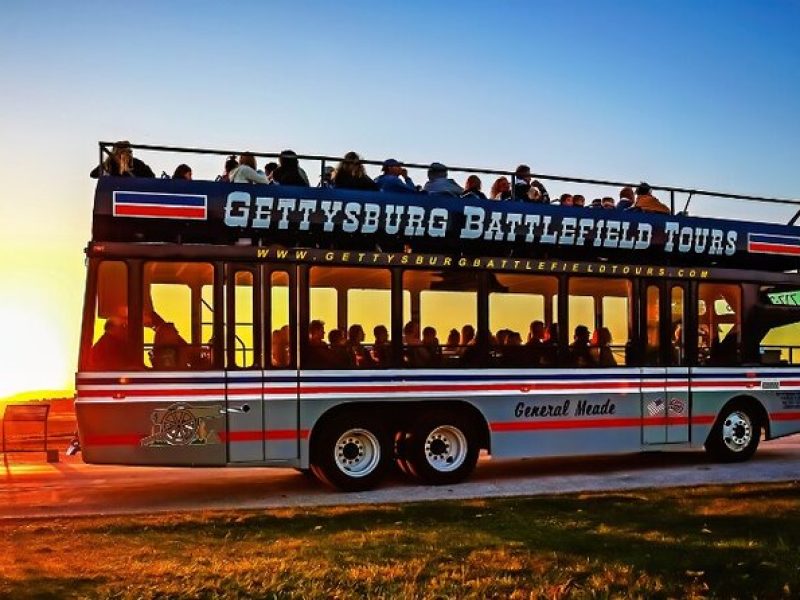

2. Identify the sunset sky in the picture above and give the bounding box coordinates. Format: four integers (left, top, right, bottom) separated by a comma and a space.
1, 1, 800, 400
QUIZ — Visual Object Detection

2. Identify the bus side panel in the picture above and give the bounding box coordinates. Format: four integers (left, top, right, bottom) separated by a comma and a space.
689, 368, 800, 446
481, 381, 641, 459
76, 372, 227, 466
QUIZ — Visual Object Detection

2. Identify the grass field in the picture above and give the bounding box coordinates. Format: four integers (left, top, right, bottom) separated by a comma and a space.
2, 482, 799, 599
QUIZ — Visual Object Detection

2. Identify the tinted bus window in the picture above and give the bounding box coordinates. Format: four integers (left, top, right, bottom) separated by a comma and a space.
568, 278, 632, 367
403, 270, 479, 368
269, 271, 292, 369
489, 273, 558, 367
143, 262, 214, 370
85, 261, 135, 371
698, 283, 741, 366
305, 267, 391, 369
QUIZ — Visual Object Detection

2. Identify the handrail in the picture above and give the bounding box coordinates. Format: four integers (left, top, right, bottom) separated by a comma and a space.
98, 141, 800, 210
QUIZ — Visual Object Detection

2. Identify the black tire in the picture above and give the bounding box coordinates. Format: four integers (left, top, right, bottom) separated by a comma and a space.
405, 410, 480, 485
310, 413, 391, 492
705, 401, 761, 463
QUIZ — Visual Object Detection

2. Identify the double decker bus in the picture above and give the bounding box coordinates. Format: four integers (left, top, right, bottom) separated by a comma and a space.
76, 142, 800, 491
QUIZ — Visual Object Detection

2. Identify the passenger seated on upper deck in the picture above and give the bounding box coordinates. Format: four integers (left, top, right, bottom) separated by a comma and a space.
264, 162, 278, 183
88, 316, 139, 371
602, 196, 616, 209
423, 163, 463, 196
333, 152, 378, 191
151, 322, 192, 370
559, 194, 574, 207
490, 177, 511, 200
374, 159, 416, 193
216, 155, 238, 182
461, 175, 487, 200
229, 153, 270, 184
569, 325, 596, 367
272, 150, 310, 186
172, 164, 192, 180
513, 165, 550, 203
572, 194, 586, 208
630, 182, 670, 214
90, 141, 155, 179
618, 186, 635, 210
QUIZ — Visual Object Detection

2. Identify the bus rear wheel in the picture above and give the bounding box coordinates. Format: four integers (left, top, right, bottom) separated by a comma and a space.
706, 402, 761, 462
310, 413, 390, 492
405, 411, 479, 485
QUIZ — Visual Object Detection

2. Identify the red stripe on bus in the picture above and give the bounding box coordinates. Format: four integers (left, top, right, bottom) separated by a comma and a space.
491, 414, 716, 432
771, 411, 800, 421
114, 204, 206, 219
83, 434, 143, 446
85, 429, 309, 447
223, 429, 308, 442
749, 242, 800, 256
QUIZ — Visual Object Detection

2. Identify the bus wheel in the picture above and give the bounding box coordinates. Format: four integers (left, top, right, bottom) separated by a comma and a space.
706, 402, 761, 462
406, 411, 479, 485
310, 414, 390, 492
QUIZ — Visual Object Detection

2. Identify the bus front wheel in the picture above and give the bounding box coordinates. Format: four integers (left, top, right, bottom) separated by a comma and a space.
310, 413, 391, 492
405, 411, 480, 485
705, 402, 761, 462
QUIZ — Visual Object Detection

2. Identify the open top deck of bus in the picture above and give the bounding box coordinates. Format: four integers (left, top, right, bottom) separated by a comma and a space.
91, 142, 800, 273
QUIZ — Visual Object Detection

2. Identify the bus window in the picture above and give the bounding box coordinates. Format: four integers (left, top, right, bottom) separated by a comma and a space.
489, 273, 558, 367
403, 270, 479, 368
306, 267, 392, 369
269, 271, 292, 369
645, 285, 661, 365
143, 262, 214, 370
85, 261, 136, 371
671, 286, 686, 366
698, 283, 741, 366
568, 278, 632, 367
230, 270, 255, 368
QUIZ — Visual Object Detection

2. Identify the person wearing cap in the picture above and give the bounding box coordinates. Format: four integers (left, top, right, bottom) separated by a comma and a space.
513, 164, 549, 203
374, 159, 417, 194
90, 141, 155, 178
423, 162, 463, 196
631, 182, 670, 214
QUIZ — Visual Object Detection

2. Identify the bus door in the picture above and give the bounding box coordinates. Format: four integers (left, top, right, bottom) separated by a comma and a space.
640, 280, 691, 444
262, 266, 300, 461
225, 264, 265, 462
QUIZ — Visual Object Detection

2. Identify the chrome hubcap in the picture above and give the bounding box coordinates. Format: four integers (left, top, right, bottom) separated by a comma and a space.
721, 411, 753, 452
424, 425, 468, 472
334, 428, 380, 478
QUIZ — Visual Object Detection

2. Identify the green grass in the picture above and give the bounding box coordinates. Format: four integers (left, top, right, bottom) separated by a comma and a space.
2, 482, 799, 599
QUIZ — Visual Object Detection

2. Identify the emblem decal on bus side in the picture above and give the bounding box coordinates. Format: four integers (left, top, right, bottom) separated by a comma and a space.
761, 379, 781, 390
141, 403, 222, 447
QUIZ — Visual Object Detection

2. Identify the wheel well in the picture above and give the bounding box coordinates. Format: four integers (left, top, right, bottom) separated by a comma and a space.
310, 401, 492, 451
708, 395, 771, 442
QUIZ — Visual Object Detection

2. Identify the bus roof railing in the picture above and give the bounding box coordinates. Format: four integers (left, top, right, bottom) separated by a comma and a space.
98, 141, 800, 217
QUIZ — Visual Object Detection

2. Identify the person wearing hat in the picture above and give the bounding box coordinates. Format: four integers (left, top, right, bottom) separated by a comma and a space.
423, 162, 464, 196
374, 158, 417, 193
90, 140, 155, 178
513, 164, 550, 203
631, 182, 670, 214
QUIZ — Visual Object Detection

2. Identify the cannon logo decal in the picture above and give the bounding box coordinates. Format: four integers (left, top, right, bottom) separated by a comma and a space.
141, 403, 222, 447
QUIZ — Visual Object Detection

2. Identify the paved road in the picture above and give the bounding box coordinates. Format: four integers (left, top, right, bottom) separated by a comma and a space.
2, 436, 799, 520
